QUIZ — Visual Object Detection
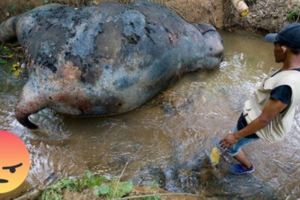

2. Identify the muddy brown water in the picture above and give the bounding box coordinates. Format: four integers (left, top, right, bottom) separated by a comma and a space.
1, 31, 300, 199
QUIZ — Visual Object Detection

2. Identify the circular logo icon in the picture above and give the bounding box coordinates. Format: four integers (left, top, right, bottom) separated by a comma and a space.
0, 131, 30, 193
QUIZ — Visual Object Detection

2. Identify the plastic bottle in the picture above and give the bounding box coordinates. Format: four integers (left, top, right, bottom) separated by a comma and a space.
231, 0, 250, 17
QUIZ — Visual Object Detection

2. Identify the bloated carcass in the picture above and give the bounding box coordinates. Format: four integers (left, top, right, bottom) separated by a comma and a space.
0, 2, 223, 129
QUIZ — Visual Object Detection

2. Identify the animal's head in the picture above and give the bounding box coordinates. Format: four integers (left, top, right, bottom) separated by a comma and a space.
193, 23, 224, 70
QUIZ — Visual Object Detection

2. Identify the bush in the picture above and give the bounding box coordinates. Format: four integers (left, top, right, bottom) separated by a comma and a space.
287, 10, 300, 22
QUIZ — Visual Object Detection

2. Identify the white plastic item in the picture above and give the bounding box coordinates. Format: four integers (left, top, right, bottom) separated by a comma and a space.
231, 0, 250, 17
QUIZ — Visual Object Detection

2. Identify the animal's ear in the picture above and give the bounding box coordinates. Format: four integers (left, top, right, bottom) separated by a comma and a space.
281, 45, 287, 53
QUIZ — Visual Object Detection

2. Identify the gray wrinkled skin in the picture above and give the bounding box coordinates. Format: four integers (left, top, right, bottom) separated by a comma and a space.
0, 2, 224, 129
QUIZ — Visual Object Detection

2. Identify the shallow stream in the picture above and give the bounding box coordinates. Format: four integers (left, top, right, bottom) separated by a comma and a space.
1, 31, 300, 199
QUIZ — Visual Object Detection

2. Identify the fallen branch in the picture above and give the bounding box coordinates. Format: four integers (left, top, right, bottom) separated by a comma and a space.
117, 192, 200, 200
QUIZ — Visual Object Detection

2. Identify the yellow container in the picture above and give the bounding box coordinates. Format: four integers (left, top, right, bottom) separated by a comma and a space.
210, 147, 221, 166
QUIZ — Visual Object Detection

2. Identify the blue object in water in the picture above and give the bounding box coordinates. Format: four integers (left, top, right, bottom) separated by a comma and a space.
230, 164, 255, 175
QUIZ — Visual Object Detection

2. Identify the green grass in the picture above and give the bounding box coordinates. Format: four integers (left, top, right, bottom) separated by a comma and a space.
0, 44, 14, 59
287, 10, 300, 22
0, 44, 24, 77
41, 171, 161, 200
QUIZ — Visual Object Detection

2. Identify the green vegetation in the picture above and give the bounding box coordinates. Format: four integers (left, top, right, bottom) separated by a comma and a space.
94, 181, 133, 198
0, 44, 14, 64
0, 44, 24, 77
41, 171, 161, 200
287, 9, 300, 22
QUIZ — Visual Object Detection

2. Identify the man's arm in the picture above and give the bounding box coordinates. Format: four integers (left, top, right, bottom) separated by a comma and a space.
220, 99, 288, 148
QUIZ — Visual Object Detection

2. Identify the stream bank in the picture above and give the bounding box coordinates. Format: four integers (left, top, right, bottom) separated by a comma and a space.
1, 0, 299, 32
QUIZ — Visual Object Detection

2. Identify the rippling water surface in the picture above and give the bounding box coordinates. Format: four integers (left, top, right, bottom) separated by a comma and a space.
1, 31, 300, 199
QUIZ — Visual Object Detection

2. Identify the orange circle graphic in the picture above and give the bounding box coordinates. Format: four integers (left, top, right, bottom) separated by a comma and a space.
0, 131, 30, 193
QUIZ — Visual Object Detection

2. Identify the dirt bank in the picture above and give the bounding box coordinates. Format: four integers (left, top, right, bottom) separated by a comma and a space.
1, 0, 299, 32
225, 0, 300, 32
0, 0, 224, 28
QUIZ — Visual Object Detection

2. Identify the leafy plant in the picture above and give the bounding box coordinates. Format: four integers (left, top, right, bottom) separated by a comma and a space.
41, 171, 165, 200
94, 181, 133, 199
0, 59, 8, 65
287, 10, 300, 22
41, 171, 109, 200
0, 45, 14, 59
41, 178, 78, 200
0, 44, 26, 77
7, 4, 17, 15
41, 171, 137, 200
78, 171, 108, 189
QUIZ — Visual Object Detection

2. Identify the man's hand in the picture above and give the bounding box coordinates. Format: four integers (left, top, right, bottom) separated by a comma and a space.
220, 133, 238, 149
220, 99, 287, 148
